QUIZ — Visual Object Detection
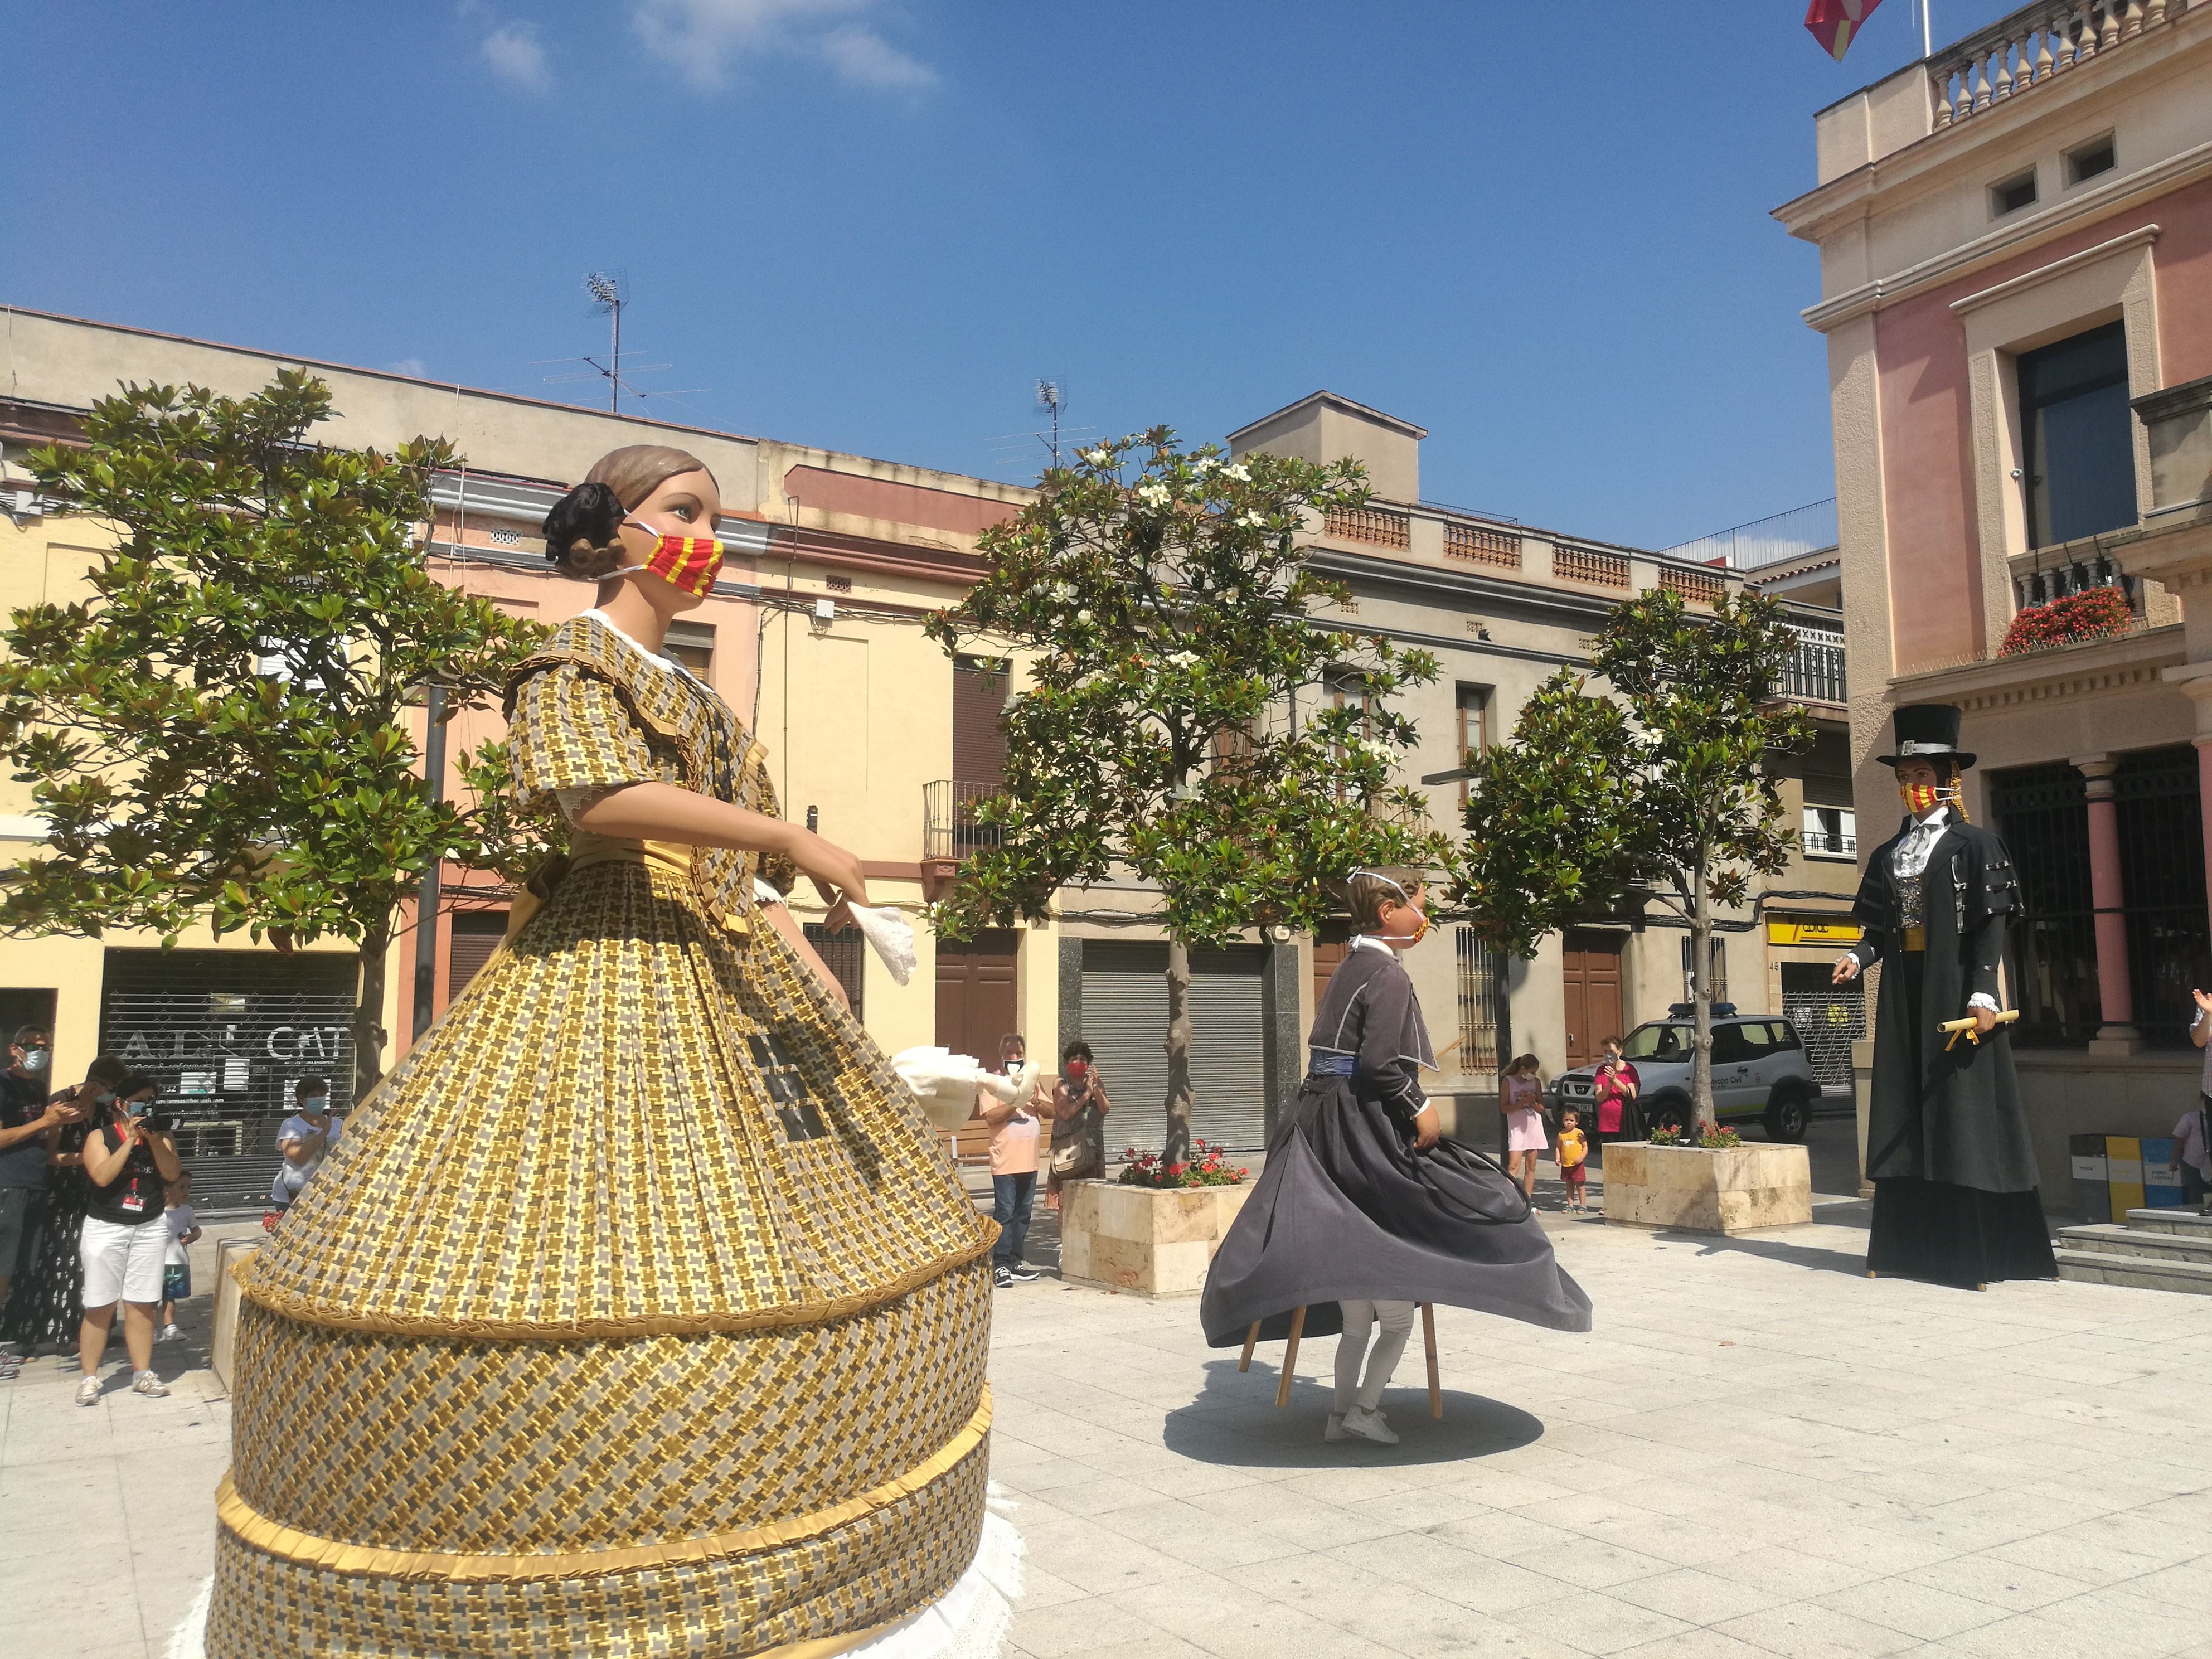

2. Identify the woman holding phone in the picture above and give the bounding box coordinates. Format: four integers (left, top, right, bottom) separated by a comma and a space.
74, 1071, 178, 1404
1046, 1039, 1113, 1210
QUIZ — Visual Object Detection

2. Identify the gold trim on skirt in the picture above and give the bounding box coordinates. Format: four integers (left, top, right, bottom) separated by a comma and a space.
215, 1389, 992, 1583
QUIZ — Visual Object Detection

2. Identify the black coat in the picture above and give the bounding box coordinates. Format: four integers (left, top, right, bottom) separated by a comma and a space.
1849, 812, 2040, 1195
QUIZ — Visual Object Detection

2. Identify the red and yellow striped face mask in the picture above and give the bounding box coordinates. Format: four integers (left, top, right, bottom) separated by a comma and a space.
622, 517, 724, 598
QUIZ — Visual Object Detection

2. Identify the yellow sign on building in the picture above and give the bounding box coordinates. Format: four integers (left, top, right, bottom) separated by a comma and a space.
1766, 915, 1862, 947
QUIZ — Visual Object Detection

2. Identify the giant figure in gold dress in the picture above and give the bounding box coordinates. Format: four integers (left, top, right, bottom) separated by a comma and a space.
206, 447, 1001, 1657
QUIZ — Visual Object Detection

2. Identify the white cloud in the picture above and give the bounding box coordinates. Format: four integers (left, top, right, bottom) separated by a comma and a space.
482, 21, 553, 91
632, 0, 934, 92
818, 22, 935, 89
385, 358, 430, 379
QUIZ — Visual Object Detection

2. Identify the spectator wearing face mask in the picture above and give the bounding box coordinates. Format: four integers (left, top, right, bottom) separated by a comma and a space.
0, 1026, 75, 1375
76, 1071, 181, 1404
974, 1035, 1044, 1287
0, 1054, 116, 1362
271, 1078, 341, 1213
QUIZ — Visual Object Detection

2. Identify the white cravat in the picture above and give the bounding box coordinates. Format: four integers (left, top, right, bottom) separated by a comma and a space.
1891, 805, 1951, 879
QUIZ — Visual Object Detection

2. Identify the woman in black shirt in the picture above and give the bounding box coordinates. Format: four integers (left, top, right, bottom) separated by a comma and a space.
74, 1072, 180, 1405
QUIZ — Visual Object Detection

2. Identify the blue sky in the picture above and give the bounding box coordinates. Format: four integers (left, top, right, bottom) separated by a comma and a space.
2, 1, 1967, 549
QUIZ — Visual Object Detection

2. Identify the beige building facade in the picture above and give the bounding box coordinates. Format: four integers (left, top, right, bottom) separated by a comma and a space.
1777, 0, 2212, 1204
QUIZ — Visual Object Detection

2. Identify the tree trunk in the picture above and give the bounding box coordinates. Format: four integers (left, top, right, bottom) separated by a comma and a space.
1163, 937, 1194, 1166
353, 934, 389, 1106
1690, 860, 1716, 1134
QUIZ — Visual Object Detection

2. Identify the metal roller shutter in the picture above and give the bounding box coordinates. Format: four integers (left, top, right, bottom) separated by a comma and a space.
98, 948, 358, 1173
1080, 941, 1270, 1154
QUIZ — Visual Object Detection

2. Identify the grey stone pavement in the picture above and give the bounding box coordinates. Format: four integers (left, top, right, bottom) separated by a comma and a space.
9, 1122, 2212, 1659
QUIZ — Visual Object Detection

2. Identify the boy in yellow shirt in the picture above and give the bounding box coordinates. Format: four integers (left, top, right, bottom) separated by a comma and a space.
1556, 1107, 1589, 1214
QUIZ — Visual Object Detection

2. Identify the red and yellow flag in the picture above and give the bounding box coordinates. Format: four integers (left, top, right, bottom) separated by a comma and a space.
1805, 0, 1884, 60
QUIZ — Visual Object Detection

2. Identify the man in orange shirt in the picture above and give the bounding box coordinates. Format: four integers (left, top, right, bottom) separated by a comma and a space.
977, 1034, 1043, 1287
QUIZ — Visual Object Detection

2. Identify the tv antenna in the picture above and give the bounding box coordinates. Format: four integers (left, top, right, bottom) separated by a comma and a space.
532, 272, 710, 415
586, 271, 628, 413
1035, 379, 1065, 466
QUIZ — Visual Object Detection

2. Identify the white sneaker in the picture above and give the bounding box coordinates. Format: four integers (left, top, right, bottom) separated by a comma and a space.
158, 1325, 181, 1343
75, 1374, 102, 1407
131, 1370, 169, 1398
1341, 1405, 1399, 1445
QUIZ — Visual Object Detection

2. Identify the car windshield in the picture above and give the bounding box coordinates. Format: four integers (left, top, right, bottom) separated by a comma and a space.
1621, 1023, 1690, 1062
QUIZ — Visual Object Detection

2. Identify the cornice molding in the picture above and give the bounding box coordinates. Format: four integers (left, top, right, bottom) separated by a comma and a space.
1890, 623, 2186, 710
1798, 139, 2212, 332
1948, 225, 2162, 316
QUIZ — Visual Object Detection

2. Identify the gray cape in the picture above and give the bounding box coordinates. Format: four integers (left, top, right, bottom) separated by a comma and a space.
1200, 944, 1591, 1347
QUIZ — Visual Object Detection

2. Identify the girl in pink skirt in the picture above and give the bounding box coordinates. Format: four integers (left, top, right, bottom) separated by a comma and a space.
1501, 1054, 1547, 1203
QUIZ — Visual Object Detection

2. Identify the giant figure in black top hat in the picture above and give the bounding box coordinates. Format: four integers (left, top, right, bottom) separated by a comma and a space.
1832, 704, 2056, 1288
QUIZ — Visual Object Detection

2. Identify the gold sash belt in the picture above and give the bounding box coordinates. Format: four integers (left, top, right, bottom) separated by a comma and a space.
216, 1389, 991, 1584
505, 833, 712, 943
1902, 925, 1925, 952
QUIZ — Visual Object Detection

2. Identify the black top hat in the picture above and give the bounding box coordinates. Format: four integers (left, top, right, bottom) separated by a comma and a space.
1876, 703, 1975, 770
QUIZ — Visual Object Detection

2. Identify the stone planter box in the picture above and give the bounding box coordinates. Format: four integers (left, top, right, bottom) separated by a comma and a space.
1058, 1180, 1254, 1298
1603, 1140, 1812, 1234
211, 1235, 263, 1392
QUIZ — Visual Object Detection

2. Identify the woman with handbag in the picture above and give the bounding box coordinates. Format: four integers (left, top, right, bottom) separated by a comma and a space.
1045, 1040, 1112, 1210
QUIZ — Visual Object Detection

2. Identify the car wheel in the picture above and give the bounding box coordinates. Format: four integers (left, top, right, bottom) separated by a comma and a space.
1763, 1088, 1811, 1143
1645, 1094, 1690, 1137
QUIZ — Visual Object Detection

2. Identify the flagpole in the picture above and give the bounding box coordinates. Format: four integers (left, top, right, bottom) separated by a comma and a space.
1921, 0, 1932, 57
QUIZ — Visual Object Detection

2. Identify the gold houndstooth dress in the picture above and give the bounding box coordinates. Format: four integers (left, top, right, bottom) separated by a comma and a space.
206, 612, 998, 1658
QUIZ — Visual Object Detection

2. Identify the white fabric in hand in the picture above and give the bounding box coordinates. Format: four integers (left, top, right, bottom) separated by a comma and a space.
891, 1047, 997, 1129
848, 904, 917, 987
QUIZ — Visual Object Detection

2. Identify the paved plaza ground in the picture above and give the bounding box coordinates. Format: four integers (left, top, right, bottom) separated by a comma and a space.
8, 1138, 2212, 1658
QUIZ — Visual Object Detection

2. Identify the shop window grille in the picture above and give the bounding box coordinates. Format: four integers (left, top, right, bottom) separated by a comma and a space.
2113, 747, 2211, 1048
1990, 763, 2097, 1046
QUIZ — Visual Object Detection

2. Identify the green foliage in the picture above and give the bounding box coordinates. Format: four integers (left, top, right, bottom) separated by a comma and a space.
925, 429, 1453, 950
0, 371, 552, 1092
1457, 588, 1813, 1123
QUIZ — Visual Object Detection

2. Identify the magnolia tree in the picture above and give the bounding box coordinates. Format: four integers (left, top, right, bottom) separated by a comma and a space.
1457, 588, 1812, 1133
926, 429, 1453, 1164
0, 372, 549, 1101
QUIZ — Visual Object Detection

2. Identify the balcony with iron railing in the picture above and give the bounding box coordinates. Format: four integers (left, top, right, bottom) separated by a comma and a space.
1782, 624, 1848, 707
923, 779, 1005, 864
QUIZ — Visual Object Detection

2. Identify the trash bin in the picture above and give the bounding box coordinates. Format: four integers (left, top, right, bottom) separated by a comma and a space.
2106, 1135, 2145, 1218
2143, 1136, 2183, 1209
2070, 1133, 2110, 1224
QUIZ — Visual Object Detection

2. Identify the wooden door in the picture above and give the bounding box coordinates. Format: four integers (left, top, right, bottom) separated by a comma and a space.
1560, 930, 1623, 1069
935, 929, 1020, 1164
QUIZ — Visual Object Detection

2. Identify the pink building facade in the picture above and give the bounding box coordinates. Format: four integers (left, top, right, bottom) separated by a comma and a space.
1778, 0, 2212, 1205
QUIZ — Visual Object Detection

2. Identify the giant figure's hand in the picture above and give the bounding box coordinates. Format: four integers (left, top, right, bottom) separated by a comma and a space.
1973, 1003, 1996, 1035
1411, 1104, 1440, 1152
1832, 954, 1860, 986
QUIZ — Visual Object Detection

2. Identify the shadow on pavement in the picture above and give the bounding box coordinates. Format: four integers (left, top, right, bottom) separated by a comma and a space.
1161, 1359, 1544, 1468
1658, 1231, 1871, 1277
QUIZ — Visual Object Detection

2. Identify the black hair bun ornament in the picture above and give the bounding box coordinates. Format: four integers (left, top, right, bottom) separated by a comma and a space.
541, 481, 627, 579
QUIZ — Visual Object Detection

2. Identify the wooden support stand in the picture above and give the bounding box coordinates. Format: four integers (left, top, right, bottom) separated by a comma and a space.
1248, 1303, 1443, 1419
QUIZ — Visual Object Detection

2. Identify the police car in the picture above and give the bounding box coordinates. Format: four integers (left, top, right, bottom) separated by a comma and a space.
1551, 1005, 1822, 1143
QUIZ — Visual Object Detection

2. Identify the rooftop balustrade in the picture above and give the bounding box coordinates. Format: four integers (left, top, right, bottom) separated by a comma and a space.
1930, 0, 2188, 131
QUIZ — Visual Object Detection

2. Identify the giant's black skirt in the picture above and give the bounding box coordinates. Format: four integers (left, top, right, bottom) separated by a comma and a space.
1867, 1177, 2056, 1287
1200, 1079, 1592, 1347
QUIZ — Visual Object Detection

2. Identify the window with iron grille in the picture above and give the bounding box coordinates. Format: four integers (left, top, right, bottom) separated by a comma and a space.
2113, 748, 2210, 1047
1454, 684, 1491, 810
1990, 763, 2097, 1045
1454, 929, 1502, 1078
803, 924, 866, 1021
1680, 937, 1728, 1006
